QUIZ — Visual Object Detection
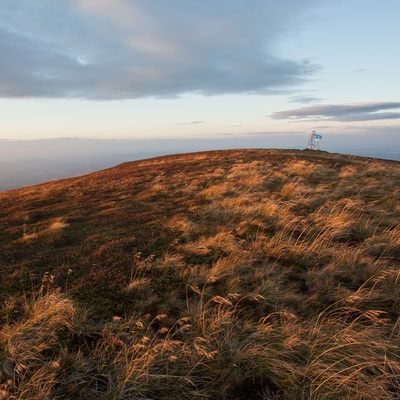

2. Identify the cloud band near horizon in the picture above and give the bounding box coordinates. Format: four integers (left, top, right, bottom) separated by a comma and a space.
272, 102, 400, 122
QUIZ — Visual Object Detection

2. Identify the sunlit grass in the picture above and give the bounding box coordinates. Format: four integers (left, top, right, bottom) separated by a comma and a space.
0, 149, 399, 398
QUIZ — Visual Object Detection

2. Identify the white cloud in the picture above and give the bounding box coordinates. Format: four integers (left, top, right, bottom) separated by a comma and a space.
0, 0, 319, 99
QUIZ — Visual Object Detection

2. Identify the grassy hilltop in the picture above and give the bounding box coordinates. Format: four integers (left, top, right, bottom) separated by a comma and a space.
0, 149, 399, 399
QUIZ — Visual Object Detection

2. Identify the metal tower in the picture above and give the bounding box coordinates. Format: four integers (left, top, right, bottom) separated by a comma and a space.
307, 131, 322, 150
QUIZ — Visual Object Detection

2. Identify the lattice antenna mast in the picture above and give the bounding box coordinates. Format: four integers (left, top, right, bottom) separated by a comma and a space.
307, 130, 321, 150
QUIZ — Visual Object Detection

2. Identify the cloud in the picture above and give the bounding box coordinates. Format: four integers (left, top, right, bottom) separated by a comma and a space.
174, 121, 205, 126
289, 96, 323, 104
272, 102, 400, 121
0, 0, 319, 99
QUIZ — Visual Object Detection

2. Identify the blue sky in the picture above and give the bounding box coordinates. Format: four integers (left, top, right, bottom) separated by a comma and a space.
1, 0, 399, 144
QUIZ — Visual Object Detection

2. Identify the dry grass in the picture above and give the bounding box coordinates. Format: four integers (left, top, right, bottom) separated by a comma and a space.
19, 217, 69, 243
1, 149, 399, 398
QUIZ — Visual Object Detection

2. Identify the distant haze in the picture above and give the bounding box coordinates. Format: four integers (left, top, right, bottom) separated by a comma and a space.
1, 133, 399, 191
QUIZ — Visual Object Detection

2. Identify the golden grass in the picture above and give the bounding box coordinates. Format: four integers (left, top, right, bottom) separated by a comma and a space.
1, 149, 399, 399
19, 217, 69, 243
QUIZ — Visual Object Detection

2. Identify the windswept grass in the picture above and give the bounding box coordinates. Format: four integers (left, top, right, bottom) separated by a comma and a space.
0, 149, 399, 398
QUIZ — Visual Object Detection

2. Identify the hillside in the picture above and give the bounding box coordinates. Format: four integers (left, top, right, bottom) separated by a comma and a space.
0, 149, 399, 399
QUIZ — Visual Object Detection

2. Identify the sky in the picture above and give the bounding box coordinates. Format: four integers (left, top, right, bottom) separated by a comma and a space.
0, 0, 400, 153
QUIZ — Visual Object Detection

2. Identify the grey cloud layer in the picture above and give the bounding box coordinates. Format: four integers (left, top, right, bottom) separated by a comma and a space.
272, 102, 400, 121
0, 0, 318, 99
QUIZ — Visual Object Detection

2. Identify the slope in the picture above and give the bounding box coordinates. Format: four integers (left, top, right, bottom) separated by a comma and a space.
0, 149, 399, 399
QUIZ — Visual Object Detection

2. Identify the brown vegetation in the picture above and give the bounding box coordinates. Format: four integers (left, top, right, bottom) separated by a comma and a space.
0, 149, 399, 399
